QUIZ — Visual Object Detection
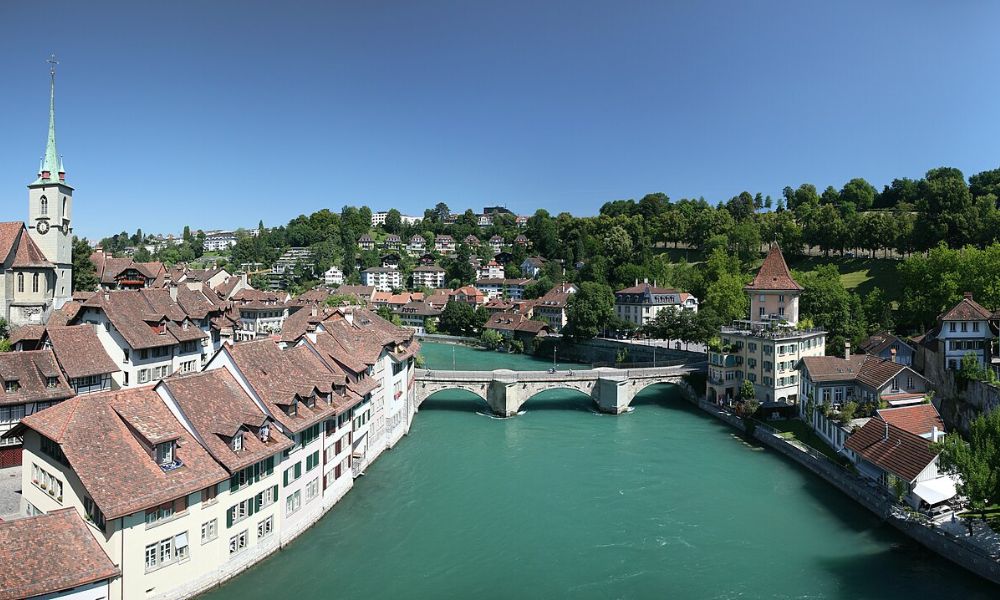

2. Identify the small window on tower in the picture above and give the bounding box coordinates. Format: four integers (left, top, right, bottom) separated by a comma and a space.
40, 195, 48, 215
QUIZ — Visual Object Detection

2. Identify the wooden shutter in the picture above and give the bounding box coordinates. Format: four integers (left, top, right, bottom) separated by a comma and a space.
295, 462, 301, 478
226, 507, 234, 528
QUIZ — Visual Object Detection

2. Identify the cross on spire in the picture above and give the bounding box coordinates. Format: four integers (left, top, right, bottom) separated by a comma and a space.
47, 54, 58, 77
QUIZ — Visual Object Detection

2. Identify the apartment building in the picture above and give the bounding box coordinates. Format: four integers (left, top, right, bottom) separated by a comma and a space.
75, 289, 211, 387
534, 283, 578, 332
707, 245, 826, 406
361, 267, 402, 292
412, 265, 446, 289
434, 235, 455, 253
614, 281, 698, 327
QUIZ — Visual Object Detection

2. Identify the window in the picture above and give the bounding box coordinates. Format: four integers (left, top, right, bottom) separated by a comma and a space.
137, 369, 151, 384
286, 490, 302, 516
155, 441, 175, 466
40, 195, 48, 215
202, 485, 218, 505
300, 423, 321, 446
961, 322, 968, 333
229, 498, 253, 525
31, 463, 63, 502
284, 462, 303, 486
32, 273, 39, 293
257, 516, 274, 539
949, 322, 956, 333
145, 532, 188, 572
257, 484, 278, 509
306, 450, 320, 472
180, 360, 197, 373
287, 400, 298, 417
306, 478, 320, 503
145, 497, 186, 526
17, 272, 23, 293
759, 306, 765, 317
201, 519, 218, 544
229, 457, 274, 493
229, 530, 248, 556
232, 433, 243, 452
973, 322, 980, 332
84, 496, 105, 528
4, 380, 18, 393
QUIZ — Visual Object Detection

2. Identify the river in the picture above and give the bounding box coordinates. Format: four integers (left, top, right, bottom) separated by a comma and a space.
201, 342, 997, 599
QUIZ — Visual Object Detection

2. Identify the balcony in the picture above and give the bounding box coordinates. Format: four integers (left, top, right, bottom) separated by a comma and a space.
721, 319, 825, 340
709, 353, 738, 368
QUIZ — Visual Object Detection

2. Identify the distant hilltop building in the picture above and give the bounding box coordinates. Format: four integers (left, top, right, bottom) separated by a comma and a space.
371, 211, 421, 227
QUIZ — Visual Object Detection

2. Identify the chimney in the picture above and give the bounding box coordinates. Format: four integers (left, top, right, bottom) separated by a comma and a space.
103, 291, 110, 301
844, 341, 851, 360
964, 291, 973, 300
311, 304, 318, 318
169, 285, 178, 302
931, 425, 939, 443
890, 348, 897, 363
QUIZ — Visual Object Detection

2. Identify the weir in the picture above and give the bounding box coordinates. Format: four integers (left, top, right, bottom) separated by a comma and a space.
415, 364, 705, 416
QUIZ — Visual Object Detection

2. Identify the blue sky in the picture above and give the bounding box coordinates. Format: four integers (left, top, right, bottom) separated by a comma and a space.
1, 1, 999, 239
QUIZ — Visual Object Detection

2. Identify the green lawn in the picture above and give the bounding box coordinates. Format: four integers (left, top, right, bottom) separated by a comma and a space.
786, 255, 898, 297
763, 418, 848, 465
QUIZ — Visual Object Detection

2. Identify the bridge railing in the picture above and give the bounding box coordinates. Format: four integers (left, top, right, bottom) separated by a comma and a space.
415, 364, 699, 381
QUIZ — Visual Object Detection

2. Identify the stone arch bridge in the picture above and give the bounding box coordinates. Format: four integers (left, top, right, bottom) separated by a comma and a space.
415, 364, 705, 417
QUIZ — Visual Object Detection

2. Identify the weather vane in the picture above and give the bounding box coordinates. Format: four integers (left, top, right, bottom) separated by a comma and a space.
47, 53, 58, 77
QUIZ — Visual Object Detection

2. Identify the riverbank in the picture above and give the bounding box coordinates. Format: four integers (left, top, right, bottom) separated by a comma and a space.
686, 395, 1000, 586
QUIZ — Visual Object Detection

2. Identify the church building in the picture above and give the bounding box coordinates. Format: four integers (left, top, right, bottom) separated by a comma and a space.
1, 57, 72, 326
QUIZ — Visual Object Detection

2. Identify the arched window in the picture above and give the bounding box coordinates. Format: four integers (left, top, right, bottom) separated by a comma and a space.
32, 273, 39, 293
62, 197, 67, 216
40, 195, 48, 215
17, 272, 23, 293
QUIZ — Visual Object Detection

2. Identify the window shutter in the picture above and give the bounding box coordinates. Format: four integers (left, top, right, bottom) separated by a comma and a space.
226, 507, 233, 528
256, 494, 262, 512
283, 469, 289, 487
248, 498, 256, 516
230, 474, 238, 493
266, 456, 274, 475
272, 484, 278, 500
295, 463, 301, 478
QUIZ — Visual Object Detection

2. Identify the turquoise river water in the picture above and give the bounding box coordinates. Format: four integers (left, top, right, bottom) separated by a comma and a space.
201, 342, 997, 599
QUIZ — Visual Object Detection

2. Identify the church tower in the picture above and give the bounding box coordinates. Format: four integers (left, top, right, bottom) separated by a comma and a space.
27, 55, 73, 309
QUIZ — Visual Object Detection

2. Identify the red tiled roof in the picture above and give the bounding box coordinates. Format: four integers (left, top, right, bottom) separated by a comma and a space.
81, 289, 208, 350
45, 325, 120, 379
11, 229, 54, 268
13, 387, 229, 519
0, 508, 119, 600
0, 222, 25, 262
0, 349, 74, 407
161, 369, 293, 472
745, 245, 802, 291
46, 300, 82, 327
9, 325, 45, 346
877, 404, 945, 438
844, 419, 937, 482
940, 293, 991, 321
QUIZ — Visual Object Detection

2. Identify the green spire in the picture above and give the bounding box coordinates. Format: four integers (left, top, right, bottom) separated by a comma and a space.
34, 54, 63, 184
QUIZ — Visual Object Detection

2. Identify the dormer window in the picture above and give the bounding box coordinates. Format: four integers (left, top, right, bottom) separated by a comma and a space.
305, 394, 316, 409
46, 376, 58, 388
232, 433, 244, 452
5, 380, 19, 393
287, 400, 298, 417
156, 441, 175, 466
259, 423, 270, 443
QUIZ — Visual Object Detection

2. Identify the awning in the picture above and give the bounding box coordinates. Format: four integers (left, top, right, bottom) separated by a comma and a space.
912, 477, 957, 506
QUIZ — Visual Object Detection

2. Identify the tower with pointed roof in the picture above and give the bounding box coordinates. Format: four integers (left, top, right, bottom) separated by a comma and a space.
27, 56, 73, 310
745, 244, 804, 325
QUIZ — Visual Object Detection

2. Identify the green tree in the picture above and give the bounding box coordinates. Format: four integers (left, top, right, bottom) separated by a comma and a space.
565, 282, 614, 340
705, 273, 748, 325
840, 178, 876, 210
383, 209, 403, 233
480, 329, 504, 350
71, 237, 99, 292
439, 302, 476, 336
376, 305, 401, 325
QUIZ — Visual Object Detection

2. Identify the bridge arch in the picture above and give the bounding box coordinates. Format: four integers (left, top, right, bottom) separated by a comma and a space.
628, 379, 683, 408
518, 385, 598, 412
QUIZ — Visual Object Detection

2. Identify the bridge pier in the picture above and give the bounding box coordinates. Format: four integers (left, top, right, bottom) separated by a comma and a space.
595, 371, 630, 414
487, 371, 522, 417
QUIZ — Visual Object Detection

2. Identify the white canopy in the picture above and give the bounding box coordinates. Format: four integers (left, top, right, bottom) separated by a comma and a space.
912, 477, 957, 506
